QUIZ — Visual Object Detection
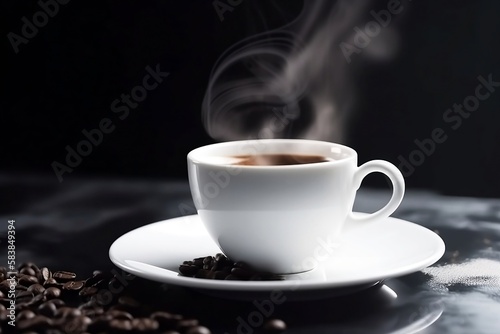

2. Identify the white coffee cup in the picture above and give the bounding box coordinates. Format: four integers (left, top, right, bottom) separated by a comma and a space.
187, 139, 405, 274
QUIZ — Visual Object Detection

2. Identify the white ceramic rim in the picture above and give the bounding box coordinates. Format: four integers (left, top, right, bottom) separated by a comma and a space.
187, 139, 357, 169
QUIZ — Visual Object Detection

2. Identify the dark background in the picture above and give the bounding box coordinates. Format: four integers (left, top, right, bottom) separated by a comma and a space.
2, 0, 500, 197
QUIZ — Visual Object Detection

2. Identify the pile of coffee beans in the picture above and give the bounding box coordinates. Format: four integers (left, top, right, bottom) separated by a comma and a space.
0, 263, 212, 334
178, 254, 283, 281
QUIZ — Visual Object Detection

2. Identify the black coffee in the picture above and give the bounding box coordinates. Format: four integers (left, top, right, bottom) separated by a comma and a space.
232, 154, 331, 166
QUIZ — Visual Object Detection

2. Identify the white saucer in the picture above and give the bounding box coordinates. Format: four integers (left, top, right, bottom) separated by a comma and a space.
109, 214, 444, 298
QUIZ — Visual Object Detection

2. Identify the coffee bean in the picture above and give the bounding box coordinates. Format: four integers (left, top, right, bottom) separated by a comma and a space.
93, 278, 111, 290
63, 280, 85, 290
15, 303, 33, 313
55, 306, 82, 318
215, 253, 226, 262
0, 297, 11, 308
40, 267, 52, 282
0, 267, 7, 281
79, 286, 98, 297
202, 256, 214, 270
194, 269, 211, 279
86, 272, 112, 289
19, 262, 37, 271
18, 309, 36, 321
109, 318, 133, 331
16, 301, 33, 311
79, 298, 99, 309
118, 296, 141, 308
38, 301, 57, 317
193, 257, 205, 266
26, 292, 46, 307
79, 304, 104, 317
43, 287, 62, 299
18, 315, 53, 330
177, 318, 200, 331
110, 303, 143, 316
108, 309, 134, 320
64, 315, 91, 333
214, 254, 230, 266
151, 311, 183, 328
0, 304, 7, 321
16, 290, 34, 304
179, 265, 199, 276
0, 281, 12, 293
186, 326, 212, 334
132, 317, 160, 331
20, 267, 36, 276
113, 271, 135, 281
108, 277, 122, 291
50, 298, 65, 307
43, 278, 61, 288
52, 271, 77, 281
263, 319, 287, 332
27, 283, 45, 295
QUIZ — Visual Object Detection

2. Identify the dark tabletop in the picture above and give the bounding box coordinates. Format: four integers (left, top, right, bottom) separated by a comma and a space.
1, 174, 500, 333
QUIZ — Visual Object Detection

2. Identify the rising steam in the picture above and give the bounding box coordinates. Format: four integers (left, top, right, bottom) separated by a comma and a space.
202, 0, 400, 142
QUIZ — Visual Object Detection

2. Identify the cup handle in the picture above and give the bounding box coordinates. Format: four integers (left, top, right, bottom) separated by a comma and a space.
348, 160, 405, 224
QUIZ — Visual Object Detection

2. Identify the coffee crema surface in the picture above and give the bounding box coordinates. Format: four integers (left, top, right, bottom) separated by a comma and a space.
231, 154, 333, 166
